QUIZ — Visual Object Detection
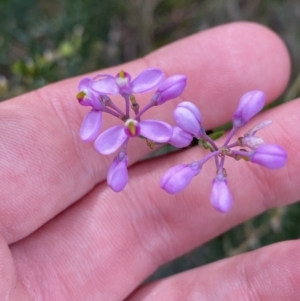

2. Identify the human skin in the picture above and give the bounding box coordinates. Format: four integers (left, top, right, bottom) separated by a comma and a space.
0, 22, 299, 300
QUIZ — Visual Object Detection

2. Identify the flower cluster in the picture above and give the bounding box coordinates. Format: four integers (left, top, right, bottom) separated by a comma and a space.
76, 68, 187, 191
77, 68, 287, 213
161, 90, 287, 212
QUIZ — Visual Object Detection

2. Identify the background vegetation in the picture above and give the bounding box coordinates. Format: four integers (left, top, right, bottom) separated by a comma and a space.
1, 0, 299, 281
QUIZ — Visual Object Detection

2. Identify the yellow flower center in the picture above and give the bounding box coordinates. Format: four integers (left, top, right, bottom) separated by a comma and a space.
76, 91, 86, 101
125, 119, 138, 136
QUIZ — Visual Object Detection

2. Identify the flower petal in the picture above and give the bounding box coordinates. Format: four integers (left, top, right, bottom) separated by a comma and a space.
78, 77, 92, 91
107, 152, 129, 192
139, 120, 172, 143
92, 75, 119, 94
168, 126, 193, 148
131, 68, 165, 93
79, 109, 102, 142
94, 126, 127, 155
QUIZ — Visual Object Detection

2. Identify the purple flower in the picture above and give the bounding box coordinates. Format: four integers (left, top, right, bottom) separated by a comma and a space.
210, 176, 233, 213
233, 90, 265, 128
76, 77, 103, 110
91, 68, 165, 95
107, 151, 129, 192
168, 126, 193, 148
173, 101, 202, 138
77, 78, 105, 142
250, 144, 287, 169
161, 162, 201, 194
95, 119, 172, 155
151, 75, 187, 105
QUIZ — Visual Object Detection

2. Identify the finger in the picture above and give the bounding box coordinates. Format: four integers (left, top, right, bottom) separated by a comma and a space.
0, 22, 290, 244
126, 240, 300, 301
0, 234, 28, 300
11, 99, 300, 300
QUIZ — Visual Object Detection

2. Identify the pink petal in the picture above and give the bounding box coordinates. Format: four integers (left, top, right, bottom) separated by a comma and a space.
139, 120, 172, 143
79, 110, 102, 142
131, 68, 165, 93
92, 75, 119, 94
107, 152, 128, 192
78, 77, 92, 91
94, 126, 127, 155
168, 126, 193, 148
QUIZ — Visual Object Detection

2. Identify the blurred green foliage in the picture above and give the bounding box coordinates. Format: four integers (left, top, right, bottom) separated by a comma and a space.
0, 0, 299, 280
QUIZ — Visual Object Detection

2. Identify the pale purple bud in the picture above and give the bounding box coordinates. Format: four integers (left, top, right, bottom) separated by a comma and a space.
240, 136, 264, 149
168, 126, 193, 148
250, 144, 287, 169
161, 161, 201, 194
210, 176, 233, 213
107, 152, 129, 192
233, 90, 266, 128
152, 75, 187, 105
173, 101, 202, 138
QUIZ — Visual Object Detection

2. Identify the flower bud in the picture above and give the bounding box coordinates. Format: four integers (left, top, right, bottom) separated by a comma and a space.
233, 90, 265, 128
250, 144, 287, 169
107, 152, 129, 192
173, 101, 202, 138
210, 176, 233, 213
161, 162, 201, 194
152, 75, 187, 105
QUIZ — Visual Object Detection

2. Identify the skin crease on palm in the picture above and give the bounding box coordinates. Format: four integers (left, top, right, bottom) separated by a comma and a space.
0, 21, 299, 301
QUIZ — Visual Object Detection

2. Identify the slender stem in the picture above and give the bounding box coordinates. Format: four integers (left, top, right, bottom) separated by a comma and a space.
103, 107, 122, 118
198, 149, 221, 167
223, 126, 237, 146
217, 156, 225, 174
202, 130, 219, 151
106, 100, 125, 117
135, 102, 154, 119
230, 150, 251, 158
122, 94, 130, 118
227, 140, 240, 148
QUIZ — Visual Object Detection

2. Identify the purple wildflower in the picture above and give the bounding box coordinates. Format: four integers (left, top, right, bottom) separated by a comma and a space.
233, 90, 266, 128
250, 144, 287, 169
77, 77, 105, 142
77, 77, 103, 110
161, 162, 201, 194
91, 68, 165, 96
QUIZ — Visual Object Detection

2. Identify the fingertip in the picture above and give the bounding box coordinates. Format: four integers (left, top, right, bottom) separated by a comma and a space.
146, 22, 291, 126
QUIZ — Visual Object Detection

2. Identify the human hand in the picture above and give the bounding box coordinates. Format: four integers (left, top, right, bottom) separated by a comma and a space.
0, 22, 298, 301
